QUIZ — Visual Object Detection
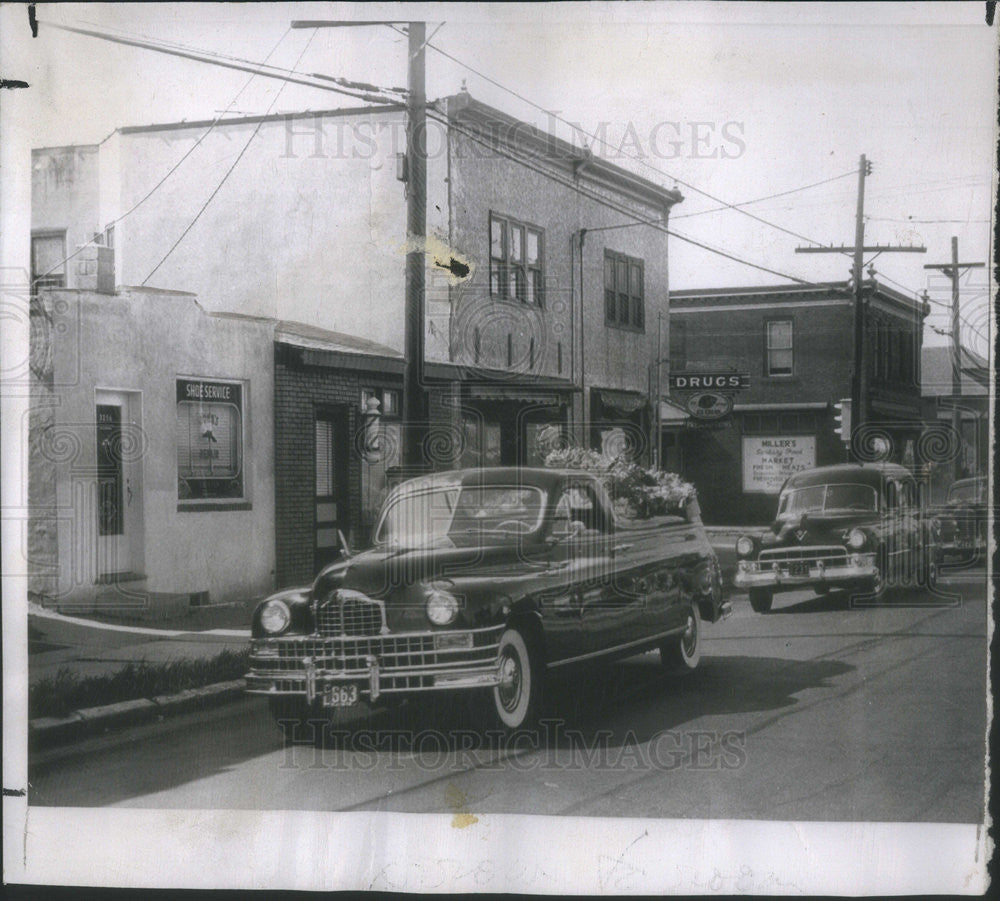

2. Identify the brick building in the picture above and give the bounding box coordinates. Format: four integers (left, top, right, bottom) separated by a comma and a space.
667, 280, 929, 524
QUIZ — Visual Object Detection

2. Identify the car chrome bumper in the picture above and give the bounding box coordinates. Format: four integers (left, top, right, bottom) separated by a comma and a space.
734, 562, 878, 591
245, 624, 504, 702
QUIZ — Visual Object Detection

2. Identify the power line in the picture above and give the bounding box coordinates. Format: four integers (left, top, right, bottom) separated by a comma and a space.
40, 19, 402, 104
428, 108, 823, 287
142, 30, 319, 284
406, 27, 855, 249
34, 27, 296, 288
673, 170, 858, 219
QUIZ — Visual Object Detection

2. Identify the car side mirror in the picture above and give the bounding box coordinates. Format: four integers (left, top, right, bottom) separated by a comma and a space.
337, 529, 352, 559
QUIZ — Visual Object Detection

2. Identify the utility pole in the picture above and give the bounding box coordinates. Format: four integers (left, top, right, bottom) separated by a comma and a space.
924, 237, 984, 480
795, 154, 926, 454
291, 18, 428, 468
403, 21, 428, 466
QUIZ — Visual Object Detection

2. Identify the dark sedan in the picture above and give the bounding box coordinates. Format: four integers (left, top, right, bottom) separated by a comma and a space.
246, 467, 726, 739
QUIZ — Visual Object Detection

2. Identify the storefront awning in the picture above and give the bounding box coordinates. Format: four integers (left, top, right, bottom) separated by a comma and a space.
593, 388, 647, 415
658, 398, 690, 425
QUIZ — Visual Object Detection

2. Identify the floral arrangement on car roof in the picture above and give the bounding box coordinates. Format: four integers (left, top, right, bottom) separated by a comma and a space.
543, 447, 695, 519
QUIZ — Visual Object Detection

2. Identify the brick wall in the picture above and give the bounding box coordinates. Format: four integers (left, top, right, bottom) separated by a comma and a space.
273, 345, 402, 588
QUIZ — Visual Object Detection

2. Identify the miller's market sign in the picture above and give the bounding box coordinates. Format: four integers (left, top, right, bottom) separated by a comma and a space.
742, 436, 816, 493
669, 371, 750, 391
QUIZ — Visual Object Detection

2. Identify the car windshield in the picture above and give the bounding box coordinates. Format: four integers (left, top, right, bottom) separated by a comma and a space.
947, 481, 983, 504
375, 485, 546, 546
779, 483, 878, 515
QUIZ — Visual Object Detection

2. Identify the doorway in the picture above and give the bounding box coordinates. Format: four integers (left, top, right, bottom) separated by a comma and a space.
94, 390, 143, 580
314, 406, 350, 574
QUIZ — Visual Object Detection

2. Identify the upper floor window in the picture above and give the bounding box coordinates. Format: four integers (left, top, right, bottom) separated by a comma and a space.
765, 319, 793, 376
604, 250, 644, 331
490, 213, 543, 306
31, 232, 66, 291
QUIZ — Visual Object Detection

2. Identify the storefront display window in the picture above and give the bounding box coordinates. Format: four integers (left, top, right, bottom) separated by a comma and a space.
176, 378, 244, 500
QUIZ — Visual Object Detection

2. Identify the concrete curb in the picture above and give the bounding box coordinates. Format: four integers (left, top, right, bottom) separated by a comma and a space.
29, 679, 247, 749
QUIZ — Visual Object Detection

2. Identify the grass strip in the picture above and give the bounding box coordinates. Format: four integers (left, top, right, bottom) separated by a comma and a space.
30, 648, 250, 719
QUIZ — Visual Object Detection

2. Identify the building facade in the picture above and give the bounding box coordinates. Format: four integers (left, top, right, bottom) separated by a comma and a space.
667, 281, 928, 523
31, 92, 684, 478
27, 285, 406, 610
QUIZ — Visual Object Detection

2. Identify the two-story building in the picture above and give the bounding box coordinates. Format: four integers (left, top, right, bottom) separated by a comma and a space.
667, 280, 928, 523
30, 91, 685, 600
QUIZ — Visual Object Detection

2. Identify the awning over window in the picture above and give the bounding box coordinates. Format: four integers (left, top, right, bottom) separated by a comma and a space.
593, 388, 646, 416
658, 399, 690, 425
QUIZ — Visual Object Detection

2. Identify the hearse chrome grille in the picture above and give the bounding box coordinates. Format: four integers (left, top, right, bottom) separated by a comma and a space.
758, 545, 849, 568
316, 590, 385, 637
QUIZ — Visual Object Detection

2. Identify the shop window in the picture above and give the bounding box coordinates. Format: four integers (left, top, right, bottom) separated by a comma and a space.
176, 378, 244, 500
360, 387, 400, 419
31, 232, 66, 291
765, 319, 793, 376
461, 415, 502, 468
604, 250, 645, 331
490, 212, 543, 306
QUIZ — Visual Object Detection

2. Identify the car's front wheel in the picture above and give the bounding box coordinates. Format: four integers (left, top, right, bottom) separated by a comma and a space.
491, 627, 544, 731
660, 603, 702, 673
749, 588, 773, 613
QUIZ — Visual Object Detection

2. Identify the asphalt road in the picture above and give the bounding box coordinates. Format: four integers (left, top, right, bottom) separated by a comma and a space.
30, 575, 987, 823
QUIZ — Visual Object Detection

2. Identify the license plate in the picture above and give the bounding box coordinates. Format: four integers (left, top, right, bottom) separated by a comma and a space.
321, 684, 359, 708
789, 561, 810, 576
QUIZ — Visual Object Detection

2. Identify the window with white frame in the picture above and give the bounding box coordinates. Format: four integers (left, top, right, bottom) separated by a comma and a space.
490, 213, 544, 305
765, 319, 793, 376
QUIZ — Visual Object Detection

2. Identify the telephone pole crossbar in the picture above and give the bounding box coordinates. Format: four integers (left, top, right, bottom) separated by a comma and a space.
924, 238, 985, 479
793, 154, 926, 448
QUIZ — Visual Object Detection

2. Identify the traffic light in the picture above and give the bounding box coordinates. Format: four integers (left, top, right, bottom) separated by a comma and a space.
833, 398, 852, 443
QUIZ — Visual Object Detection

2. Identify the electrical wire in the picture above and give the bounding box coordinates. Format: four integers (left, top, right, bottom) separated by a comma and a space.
142, 30, 319, 284
33, 27, 296, 287
404, 27, 864, 250
428, 108, 824, 287
673, 170, 858, 219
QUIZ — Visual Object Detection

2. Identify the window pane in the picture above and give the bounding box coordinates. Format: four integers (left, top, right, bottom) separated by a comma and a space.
509, 225, 523, 262
617, 260, 627, 290
531, 269, 542, 306
604, 256, 615, 290
630, 264, 642, 297
490, 266, 500, 296
769, 348, 793, 374
526, 230, 540, 265
768, 320, 792, 348
509, 266, 524, 301
525, 272, 535, 305
633, 296, 644, 329
490, 217, 504, 259
618, 293, 629, 323
606, 289, 616, 321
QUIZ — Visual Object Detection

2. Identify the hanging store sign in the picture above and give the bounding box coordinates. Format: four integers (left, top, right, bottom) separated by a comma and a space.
685, 391, 733, 420
669, 372, 750, 391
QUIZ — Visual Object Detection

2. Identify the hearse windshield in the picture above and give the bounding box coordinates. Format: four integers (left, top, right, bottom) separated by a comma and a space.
375, 485, 546, 546
778, 483, 878, 516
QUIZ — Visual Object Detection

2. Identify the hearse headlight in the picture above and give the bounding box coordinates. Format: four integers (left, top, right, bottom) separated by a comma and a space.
735, 536, 755, 558
846, 528, 867, 550
426, 586, 460, 626
259, 598, 291, 635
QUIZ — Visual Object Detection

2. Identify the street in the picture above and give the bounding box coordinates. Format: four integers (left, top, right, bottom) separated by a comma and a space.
30, 574, 987, 823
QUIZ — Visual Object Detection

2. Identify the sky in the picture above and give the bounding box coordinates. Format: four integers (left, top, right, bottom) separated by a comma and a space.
2, 1, 995, 356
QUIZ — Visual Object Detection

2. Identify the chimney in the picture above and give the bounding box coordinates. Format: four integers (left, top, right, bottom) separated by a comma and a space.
74, 242, 114, 294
